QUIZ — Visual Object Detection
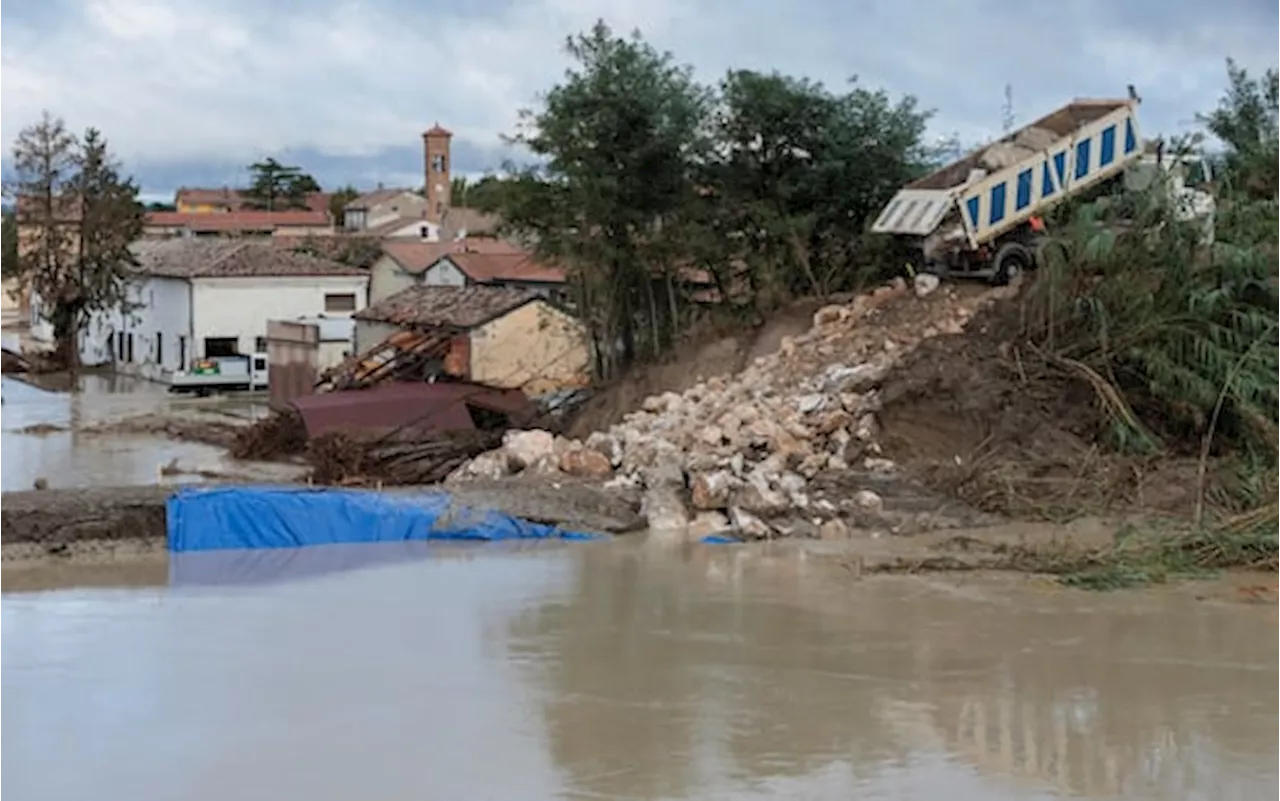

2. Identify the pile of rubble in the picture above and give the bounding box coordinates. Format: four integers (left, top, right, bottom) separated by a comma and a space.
448, 278, 1011, 538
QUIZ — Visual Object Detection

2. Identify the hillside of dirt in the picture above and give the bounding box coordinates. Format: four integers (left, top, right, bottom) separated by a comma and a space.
447, 277, 1017, 540
564, 298, 826, 439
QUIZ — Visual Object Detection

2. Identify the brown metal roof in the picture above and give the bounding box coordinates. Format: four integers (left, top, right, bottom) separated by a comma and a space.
353, 284, 539, 331
290, 381, 532, 438
130, 240, 367, 278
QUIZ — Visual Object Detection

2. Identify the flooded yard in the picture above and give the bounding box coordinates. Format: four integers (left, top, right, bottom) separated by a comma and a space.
2, 541, 1275, 801
0, 374, 304, 491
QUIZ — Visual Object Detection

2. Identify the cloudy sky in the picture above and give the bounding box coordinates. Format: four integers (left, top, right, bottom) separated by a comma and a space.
3, 0, 1276, 199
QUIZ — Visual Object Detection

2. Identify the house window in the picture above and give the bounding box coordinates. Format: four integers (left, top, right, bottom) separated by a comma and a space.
178, 335, 188, 368
420, 225, 429, 238
204, 337, 239, 357
254, 336, 268, 353
126, 333, 135, 363
431, 154, 447, 172
156, 332, 163, 366
324, 293, 357, 313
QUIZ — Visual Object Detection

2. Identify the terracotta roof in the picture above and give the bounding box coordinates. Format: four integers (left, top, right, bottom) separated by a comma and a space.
344, 188, 417, 210
130, 240, 367, 278
380, 239, 523, 274
442, 252, 566, 284
175, 188, 331, 214
423, 124, 453, 138
354, 284, 539, 331
145, 210, 331, 232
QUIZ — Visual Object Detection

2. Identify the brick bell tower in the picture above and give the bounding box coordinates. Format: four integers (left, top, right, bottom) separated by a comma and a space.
422, 123, 452, 225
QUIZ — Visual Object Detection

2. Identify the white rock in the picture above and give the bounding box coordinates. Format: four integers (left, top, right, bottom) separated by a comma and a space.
853, 489, 885, 515
823, 359, 893, 394
729, 506, 773, 539
795, 393, 826, 414
914, 273, 941, 297
502, 429, 556, 471
863, 457, 897, 474
642, 486, 690, 531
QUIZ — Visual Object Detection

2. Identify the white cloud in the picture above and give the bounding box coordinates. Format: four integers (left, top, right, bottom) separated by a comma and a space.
2, 0, 1275, 181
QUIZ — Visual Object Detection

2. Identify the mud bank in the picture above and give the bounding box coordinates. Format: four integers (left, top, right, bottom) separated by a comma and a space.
0, 479, 646, 561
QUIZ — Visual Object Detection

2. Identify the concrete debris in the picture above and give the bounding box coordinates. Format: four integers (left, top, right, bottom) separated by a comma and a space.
448, 277, 1004, 539
913, 273, 941, 297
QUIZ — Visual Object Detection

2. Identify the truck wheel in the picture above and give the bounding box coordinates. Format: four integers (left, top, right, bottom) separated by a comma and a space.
992, 242, 1032, 286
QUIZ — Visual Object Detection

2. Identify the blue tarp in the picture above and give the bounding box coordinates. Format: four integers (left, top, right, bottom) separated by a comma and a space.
169, 541, 437, 588
166, 486, 600, 553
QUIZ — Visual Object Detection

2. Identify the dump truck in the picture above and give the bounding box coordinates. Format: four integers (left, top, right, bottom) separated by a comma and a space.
871, 92, 1213, 284
169, 353, 269, 395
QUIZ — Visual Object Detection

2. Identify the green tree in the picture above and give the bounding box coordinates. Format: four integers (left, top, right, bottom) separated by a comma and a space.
705, 71, 932, 300
327, 184, 360, 220
497, 20, 712, 376
1, 210, 18, 280
9, 114, 143, 367
1198, 59, 1278, 200
241, 157, 321, 210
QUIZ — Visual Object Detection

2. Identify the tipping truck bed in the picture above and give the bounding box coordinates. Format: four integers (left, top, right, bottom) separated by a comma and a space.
872, 97, 1144, 283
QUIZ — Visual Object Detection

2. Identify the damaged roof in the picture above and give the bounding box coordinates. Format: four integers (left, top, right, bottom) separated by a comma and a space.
130, 240, 367, 278
291, 380, 533, 438
353, 284, 541, 331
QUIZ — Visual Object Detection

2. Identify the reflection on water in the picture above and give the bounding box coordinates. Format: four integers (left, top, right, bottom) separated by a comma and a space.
2, 542, 1275, 801
1, 375, 292, 490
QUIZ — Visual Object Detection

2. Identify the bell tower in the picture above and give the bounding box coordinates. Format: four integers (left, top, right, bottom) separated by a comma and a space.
423, 123, 452, 224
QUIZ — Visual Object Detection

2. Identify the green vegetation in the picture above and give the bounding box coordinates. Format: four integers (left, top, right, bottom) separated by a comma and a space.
486, 21, 935, 378
1018, 62, 1279, 587
6, 112, 144, 367
241, 157, 323, 211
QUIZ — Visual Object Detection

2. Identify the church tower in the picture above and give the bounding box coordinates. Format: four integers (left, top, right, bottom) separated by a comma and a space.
422, 123, 452, 224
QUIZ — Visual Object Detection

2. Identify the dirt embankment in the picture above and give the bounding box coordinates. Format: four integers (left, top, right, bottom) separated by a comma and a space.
566, 299, 824, 438
0, 479, 646, 561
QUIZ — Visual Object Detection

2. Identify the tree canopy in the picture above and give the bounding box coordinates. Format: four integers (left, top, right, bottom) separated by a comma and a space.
241, 157, 323, 210
7, 112, 144, 366
486, 21, 933, 377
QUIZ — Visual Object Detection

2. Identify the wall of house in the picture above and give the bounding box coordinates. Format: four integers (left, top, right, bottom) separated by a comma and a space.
368, 256, 421, 305
191, 276, 367, 358
52, 276, 193, 381
421, 258, 467, 287
353, 320, 402, 354
469, 301, 591, 395
381, 220, 440, 240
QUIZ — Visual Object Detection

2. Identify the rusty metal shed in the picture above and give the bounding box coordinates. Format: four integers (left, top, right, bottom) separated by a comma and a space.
290, 381, 534, 439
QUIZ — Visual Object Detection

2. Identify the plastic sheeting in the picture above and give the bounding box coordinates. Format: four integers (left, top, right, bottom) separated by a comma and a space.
166, 486, 599, 553
169, 541, 438, 587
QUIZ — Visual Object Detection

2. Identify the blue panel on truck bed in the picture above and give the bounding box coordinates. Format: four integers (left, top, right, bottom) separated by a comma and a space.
166, 486, 600, 552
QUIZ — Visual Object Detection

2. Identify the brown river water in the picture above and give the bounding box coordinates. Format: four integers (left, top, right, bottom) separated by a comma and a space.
2, 540, 1275, 800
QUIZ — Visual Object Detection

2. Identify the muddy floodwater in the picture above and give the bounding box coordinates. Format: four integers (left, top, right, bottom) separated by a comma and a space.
1, 374, 301, 490
3, 541, 1275, 801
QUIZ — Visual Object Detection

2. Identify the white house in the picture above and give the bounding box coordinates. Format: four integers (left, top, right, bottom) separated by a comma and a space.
31, 240, 368, 381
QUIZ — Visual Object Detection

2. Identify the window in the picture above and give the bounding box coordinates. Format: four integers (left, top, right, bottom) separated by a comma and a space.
254, 336, 268, 353
178, 335, 188, 368
324, 293, 357, 313
253, 356, 267, 372
115, 332, 125, 361
431, 154, 447, 172
420, 225, 429, 239
156, 332, 163, 366
204, 337, 239, 357
126, 333, 135, 363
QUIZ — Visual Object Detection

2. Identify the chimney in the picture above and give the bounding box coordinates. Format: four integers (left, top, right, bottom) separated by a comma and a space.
422, 123, 453, 225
